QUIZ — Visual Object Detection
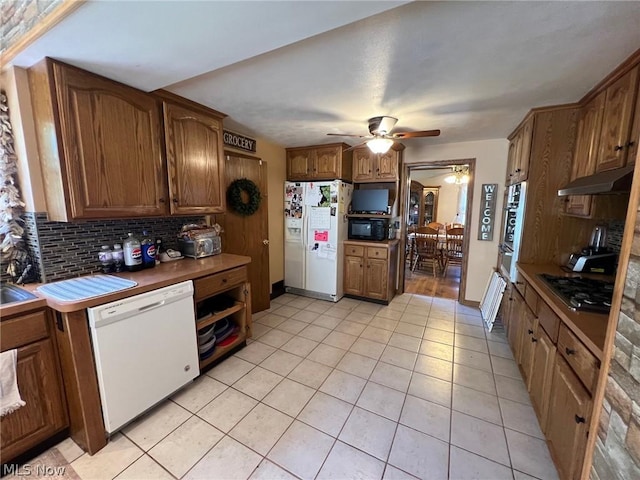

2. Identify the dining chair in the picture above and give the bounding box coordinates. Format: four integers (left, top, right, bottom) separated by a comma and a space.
411, 226, 440, 276
426, 221, 444, 231
443, 227, 464, 277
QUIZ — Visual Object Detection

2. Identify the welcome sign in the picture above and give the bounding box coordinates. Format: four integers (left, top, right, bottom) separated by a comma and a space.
478, 184, 498, 241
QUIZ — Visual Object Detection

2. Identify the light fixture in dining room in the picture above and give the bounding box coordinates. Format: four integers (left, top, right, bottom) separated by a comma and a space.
366, 137, 394, 154
445, 166, 470, 184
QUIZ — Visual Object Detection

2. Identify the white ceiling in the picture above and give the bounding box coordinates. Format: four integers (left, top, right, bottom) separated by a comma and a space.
11, 1, 640, 149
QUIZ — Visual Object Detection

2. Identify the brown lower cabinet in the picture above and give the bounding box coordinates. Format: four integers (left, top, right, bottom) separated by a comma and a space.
519, 306, 538, 387
343, 241, 399, 303
0, 308, 68, 463
528, 324, 556, 432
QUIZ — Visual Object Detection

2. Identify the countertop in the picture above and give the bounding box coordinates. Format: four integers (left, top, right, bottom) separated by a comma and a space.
344, 239, 400, 247
516, 263, 613, 360
21, 253, 251, 313
0, 295, 48, 319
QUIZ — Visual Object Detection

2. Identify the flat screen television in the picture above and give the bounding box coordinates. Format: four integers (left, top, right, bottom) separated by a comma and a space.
351, 189, 389, 213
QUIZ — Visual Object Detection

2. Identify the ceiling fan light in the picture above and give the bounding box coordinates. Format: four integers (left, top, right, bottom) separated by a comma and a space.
367, 138, 394, 154
444, 175, 457, 184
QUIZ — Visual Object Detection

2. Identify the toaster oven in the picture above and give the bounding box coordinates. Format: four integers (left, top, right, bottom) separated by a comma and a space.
178, 235, 221, 258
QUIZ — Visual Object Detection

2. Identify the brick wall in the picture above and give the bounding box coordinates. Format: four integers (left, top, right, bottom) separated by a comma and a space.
1, 0, 64, 55
592, 206, 640, 479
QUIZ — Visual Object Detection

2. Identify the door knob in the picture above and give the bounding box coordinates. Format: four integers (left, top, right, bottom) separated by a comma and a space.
263, 239, 269, 245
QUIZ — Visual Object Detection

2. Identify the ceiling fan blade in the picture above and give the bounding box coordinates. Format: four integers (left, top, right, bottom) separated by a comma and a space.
326, 133, 368, 138
392, 129, 441, 139
343, 141, 369, 152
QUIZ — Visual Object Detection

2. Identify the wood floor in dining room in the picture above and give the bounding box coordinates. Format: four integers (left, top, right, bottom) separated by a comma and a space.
404, 265, 461, 299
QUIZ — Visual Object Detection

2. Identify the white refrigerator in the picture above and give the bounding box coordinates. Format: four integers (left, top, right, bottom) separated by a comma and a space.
284, 180, 352, 302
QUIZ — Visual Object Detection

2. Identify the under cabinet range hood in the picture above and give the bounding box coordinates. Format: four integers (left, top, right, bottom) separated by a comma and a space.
558, 165, 635, 196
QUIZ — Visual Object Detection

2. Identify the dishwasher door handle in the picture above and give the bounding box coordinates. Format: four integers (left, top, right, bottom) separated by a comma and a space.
138, 300, 166, 312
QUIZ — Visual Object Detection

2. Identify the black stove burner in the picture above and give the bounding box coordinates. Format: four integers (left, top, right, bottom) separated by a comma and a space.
538, 274, 614, 313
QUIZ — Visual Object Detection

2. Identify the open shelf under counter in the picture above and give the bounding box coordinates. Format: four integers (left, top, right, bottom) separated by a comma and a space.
196, 301, 245, 331
198, 332, 246, 371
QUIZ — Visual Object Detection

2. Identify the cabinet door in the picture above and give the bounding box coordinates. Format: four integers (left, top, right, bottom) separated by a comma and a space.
344, 255, 364, 295
0, 339, 68, 462
508, 291, 525, 361
364, 257, 389, 300
628, 78, 640, 166
376, 150, 399, 180
287, 149, 314, 180
499, 283, 513, 334
164, 102, 225, 214
546, 355, 592, 480
515, 117, 534, 183
596, 66, 639, 172
53, 63, 168, 218
519, 308, 538, 387
314, 146, 341, 179
565, 93, 605, 217
529, 325, 555, 431
353, 149, 375, 182
506, 137, 518, 185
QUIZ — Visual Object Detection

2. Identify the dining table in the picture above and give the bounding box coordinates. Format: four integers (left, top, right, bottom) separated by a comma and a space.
407, 230, 448, 272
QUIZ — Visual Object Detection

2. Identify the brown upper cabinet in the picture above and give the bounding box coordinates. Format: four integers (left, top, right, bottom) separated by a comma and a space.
29, 58, 228, 221
352, 145, 403, 183
628, 74, 640, 165
286, 143, 352, 181
506, 115, 534, 185
161, 97, 226, 215
595, 65, 639, 172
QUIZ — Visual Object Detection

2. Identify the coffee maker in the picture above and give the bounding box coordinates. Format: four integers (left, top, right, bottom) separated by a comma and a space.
566, 224, 617, 274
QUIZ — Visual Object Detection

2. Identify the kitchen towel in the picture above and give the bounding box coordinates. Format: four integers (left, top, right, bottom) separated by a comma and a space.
36, 275, 138, 302
0, 349, 25, 417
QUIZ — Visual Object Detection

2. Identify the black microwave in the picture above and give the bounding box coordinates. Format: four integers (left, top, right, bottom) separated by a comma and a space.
348, 218, 388, 241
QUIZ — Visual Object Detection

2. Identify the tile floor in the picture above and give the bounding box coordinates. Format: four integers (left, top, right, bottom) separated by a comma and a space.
20, 293, 560, 480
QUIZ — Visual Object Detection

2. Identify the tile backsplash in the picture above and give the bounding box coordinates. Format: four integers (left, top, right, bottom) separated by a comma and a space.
25, 213, 205, 282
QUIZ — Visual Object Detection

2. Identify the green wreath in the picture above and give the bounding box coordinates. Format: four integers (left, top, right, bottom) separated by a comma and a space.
227, 178, 261, 216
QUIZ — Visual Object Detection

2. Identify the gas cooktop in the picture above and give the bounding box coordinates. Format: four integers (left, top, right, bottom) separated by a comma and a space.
537, 274, 614, 314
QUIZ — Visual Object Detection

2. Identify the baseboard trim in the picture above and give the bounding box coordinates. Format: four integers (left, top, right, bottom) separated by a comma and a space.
270, 280, 285, 300
461, 299, 480, 307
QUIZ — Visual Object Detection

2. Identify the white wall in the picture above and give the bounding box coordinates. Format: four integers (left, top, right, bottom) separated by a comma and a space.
404, 139, 509, 302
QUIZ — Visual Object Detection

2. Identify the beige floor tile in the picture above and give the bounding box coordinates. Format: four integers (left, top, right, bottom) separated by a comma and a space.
71, 434, 143, 480
399, 394, 451, 442
369, 316, 399, 331
505, 429, 559, 480
388, 333, 421, 353
349, 337, 386, 360
380, 345, 417, 370
324, 306, 351, 320
361, 325, 393, 343
148, 416, 223, 477
419, 339, 454, 361
184, 436, 262, 480
322, 330, 358, 350
229, 403, 293, 455
313, 314, 343, 329
235, 341, 277, 364
337, 298, 361, 310
273, 294, 298, 304
339, 407, 397, 461
287, 358, 333, 389
450, 411, 510, 466
455, 323, 487, 338
317, 441, 385, 480
257, 313, 288, 328
404, 304, 430, 316
319, 369, 366, 404
197, 388, 258, 432
408, 372, 452, 408
492, 356, 522, 379
452, 384, 502, 424
260, 349, 303, 376
355, 302, 382, 315
263, 378, 315, 417
280, 336, 319, 356
305, 300, 333, 314
414, 354, 452, 381
251, 322, 272, 339
456, 304, 482, 317
257, 329, 294, 348
170, 376, 227, 413
292, 309, 321, 323
488, 339, 515, 359
298, 391, 353, 437
394, 322, 425, 338
388, 425, 449, 479
453, 363, 497, 395
233, 366, 283, 400
54, 438, 84, 464
454, 333, 489, 353
249, 459, 299, 480
427, 318, 455, 332
393, 294, 412, 305
449, 445, 514, 480
486, 329, 509, 344
271, 305, 302, 318
383, 464, 419, 479
115, 454, 173, 480
277, 319, 308, 337
345, 310, 375, 324
428, 309, 456, 321
386, 301, 408, 313
335, 320, 367, 336
370, 362, 412, 392
375, 307, 403, 321
356, 382, 406, 421
454, 347, 492, 372
122, 401, 191, 451
456, 313, 485, 325
268, 421, 334, 480
422, 328, 454, 345
336, 352, 377, 379
495, 374, 531, 405
298, 324, 332, 342
409, 295, 432, 306
307, 343, 347, 367
500, 397, 545, 439
206, 356, 254, 385
400, 312, 429, 327
287, 297, 314, 309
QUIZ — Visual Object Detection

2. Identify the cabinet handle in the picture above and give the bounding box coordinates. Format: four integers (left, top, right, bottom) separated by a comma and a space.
527, 329, 533, 335
159, 198, 166, 203
173, 198, 179, 204
516, 281, 524, 285
531, 337, 537, 343
628, 141, 636, 147
575, 415, 586, 424
614, 145, 624, 151
565, 347, 576, 356
515, 168, 521, 173
222, 278, 227, 283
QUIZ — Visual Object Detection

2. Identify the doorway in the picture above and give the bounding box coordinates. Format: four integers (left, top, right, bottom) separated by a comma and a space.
217, 152, 270, 313
398, 159, 475, 302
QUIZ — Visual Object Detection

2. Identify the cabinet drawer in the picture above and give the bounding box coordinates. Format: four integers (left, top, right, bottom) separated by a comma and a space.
558, 324, 599, 393
367, 247, 388, 260
345, 245, 365, 257
194, 267, 247, 300
524, 284, 539, 316
0, 310, 50, 351
537, 301, 560, 343
514, 279, 527, 299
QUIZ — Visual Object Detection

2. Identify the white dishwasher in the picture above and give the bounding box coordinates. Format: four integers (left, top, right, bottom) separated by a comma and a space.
88, 280, 198, 433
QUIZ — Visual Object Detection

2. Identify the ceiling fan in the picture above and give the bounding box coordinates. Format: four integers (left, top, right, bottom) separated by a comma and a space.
327, 116, 440, 154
